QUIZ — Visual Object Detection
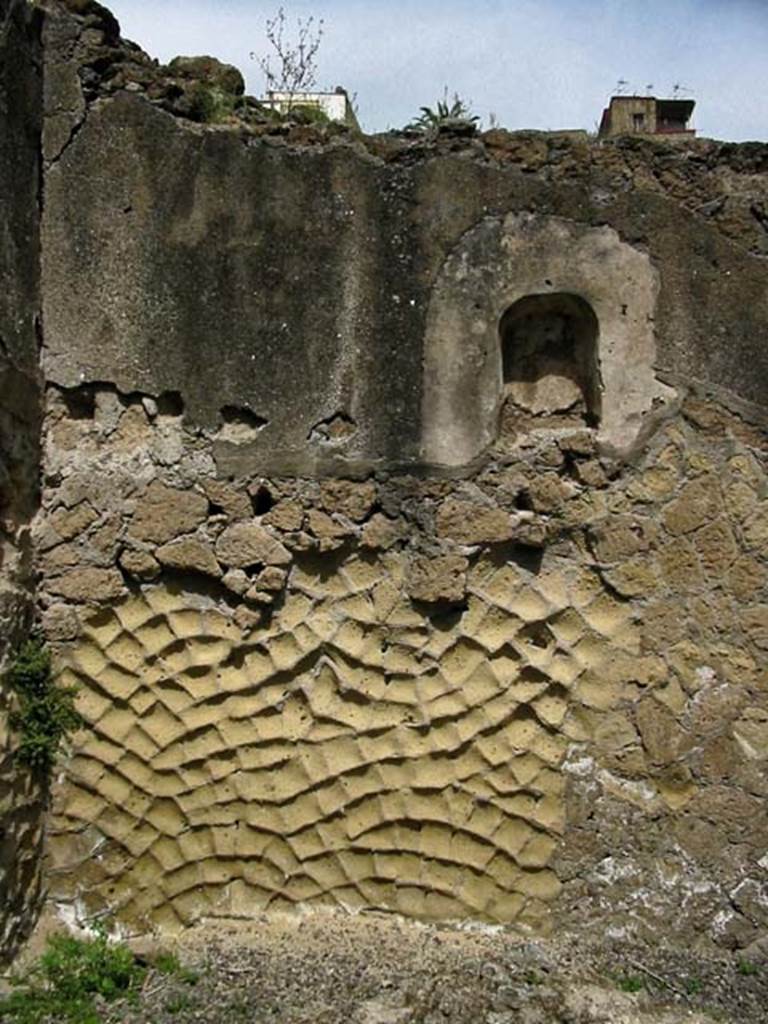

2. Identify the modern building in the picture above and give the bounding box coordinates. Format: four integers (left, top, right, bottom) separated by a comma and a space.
598, 95, 696, 139
261, 86, 360, 131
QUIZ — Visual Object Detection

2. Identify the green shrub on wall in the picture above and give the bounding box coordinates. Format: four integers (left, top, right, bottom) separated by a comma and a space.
405, 90, 479, 132
6, 639, 82, 781
188, 83, 240, 124
287, 103, 331, 125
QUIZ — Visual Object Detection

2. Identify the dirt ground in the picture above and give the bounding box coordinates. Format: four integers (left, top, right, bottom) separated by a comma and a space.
16, 909, 760, 1024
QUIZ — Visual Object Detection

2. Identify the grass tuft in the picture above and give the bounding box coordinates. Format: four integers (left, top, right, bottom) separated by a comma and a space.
614, 974, 645, 993
737, 959, 759, 977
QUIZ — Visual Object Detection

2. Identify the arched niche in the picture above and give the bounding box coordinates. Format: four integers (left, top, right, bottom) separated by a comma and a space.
421, 212, 673, 467
500, 292, 602, 426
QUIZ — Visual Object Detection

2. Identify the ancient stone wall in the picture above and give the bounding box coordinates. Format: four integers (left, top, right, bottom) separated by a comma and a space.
37, 385, 768, 947
0, 0, 45, 962
5, 0, 768, 957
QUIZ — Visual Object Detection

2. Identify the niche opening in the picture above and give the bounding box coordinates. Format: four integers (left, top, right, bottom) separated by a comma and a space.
499, 293, 601, 426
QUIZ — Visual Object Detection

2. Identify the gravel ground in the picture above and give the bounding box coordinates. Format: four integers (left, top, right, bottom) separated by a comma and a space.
78, 911, 768, 1024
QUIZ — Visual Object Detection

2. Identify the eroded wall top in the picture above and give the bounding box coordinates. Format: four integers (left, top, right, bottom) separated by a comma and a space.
40, 1, 768, 476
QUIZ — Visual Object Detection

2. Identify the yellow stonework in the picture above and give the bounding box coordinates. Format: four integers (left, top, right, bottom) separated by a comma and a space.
46, 549, 641, 934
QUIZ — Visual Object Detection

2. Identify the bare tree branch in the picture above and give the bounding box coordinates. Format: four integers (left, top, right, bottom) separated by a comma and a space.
250, 7, 324, 108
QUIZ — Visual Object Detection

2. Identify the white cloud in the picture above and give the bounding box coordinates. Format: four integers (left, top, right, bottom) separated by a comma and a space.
108, 0, 768, 140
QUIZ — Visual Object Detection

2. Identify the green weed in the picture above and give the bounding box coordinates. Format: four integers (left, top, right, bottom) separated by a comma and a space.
6, 639, 83, 780
165, 991, 194, 1014
153, 953, 199, 987
153, 951, 179, 975
737, 958, 759, 976
615, 974, 645, 993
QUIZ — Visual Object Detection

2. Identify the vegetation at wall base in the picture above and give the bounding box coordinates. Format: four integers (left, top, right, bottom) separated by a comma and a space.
152, 952, 200, 987
6, 639, 83, 781
0, 929, 145, 1024
614, 974, 645, 993
0, 929, 200, 1024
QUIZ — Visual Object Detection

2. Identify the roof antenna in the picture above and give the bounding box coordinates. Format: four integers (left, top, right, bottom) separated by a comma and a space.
672, 82, 692, 98
645, 83, 654, 95
615, 78, 629, 95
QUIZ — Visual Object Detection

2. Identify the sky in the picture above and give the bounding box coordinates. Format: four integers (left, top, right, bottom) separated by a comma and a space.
106, 0, 768, 141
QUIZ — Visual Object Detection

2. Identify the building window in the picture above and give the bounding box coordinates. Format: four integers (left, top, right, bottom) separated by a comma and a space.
632, 112, 645, 130
499, 293, 601, 426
